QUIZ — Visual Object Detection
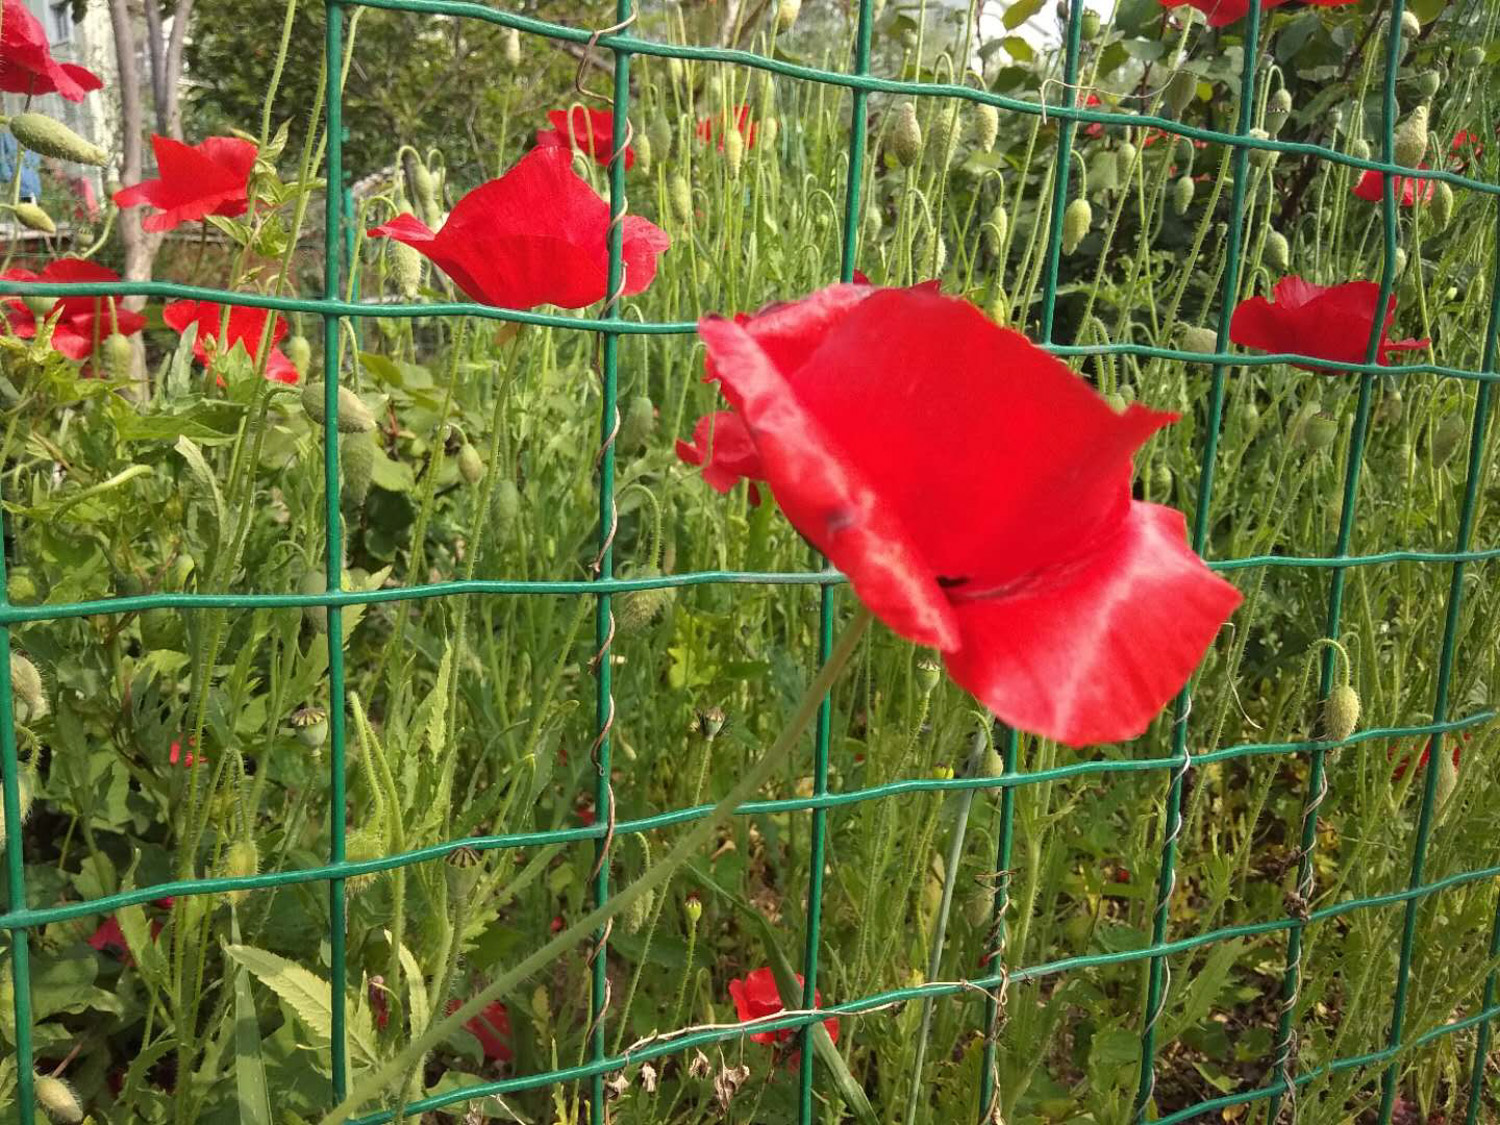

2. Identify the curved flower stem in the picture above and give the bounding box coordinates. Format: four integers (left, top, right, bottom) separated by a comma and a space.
318, 604, 874, 1125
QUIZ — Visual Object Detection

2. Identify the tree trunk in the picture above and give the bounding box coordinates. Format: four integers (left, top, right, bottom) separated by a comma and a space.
162, 0, 195, 140
108, 0, 152, 301
143, 0, 167, 132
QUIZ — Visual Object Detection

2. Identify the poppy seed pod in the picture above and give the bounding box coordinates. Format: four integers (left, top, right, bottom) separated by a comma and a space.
445, 844, 484, 898
221, 839, 260, 905
13, 201, 54, 233
916, 658, 942, 695
1165, 70, 1197, 115
1431, 181, 1454, 228
1394, 105, 1429, 167
301, 383, 378, 433
457, 442, 484, 486
102, 332, 133, 381
1079, 9, 1101, 39
1265, 229, 1290, 272
683, 893, 703, 925
34, 1075, 83, 1123
618, 393, 656, 454
286, 334, 313, 378
973, 102, 999, 153
341, 435, 375, 507
390, 239, 423, 300
290, 705, 329, 750
22, 293, 54, 317
1062, 197, 1092, 254
891, 103, 922, 167
503, 27, 521, 67
1171, 174, 1195, 215
1298, 414, 1340, 451
1323, 684, 1361, 742
10, 653, 47, 724
1265, 88, 1292, 137
669, 174, 693, 225
8, 111, 108, 165
775, 0, 801, 30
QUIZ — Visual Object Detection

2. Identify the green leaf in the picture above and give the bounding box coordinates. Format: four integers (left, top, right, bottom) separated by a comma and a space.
1002, 0, 1044, 29
369, 448, 416, 493
231, 912, 274, 1125
421, 644, 453, 761
390, 934, 430, 1039
175, 435, 229, 543
1001, 35, 1034, 62
223, 944, 380, 1070
1164, 939, 1243, 1040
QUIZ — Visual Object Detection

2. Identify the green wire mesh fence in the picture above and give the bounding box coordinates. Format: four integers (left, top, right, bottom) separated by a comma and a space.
3, 0, 1500, 1121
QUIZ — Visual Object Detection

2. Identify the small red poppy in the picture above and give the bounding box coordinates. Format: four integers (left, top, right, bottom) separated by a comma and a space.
1161, 0, 1361, 27
1082, 94, 1105, 140
683, 285, 1241, 746
1390, 735, 1465, 782
369, 148, 669, 312
728, 967, 838, 1046
1450, 130, 1484, 169
535, 106, 634, 169
1229, 276, 1428, 371
2, 259, 146, 362
168, 736, 206, 767
113, 135, 258, 233
88, 913, 163, 966
1351, 166, 1435, 207
0, 0, 102, 101
675, 411, 764, 505
448, 998, 514, 1062
696, 105, 758, 151
162, 300, 298, 384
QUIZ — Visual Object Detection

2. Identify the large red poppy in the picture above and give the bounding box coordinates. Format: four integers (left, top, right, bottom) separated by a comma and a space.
1230, 276, 1428, 371
675, 411, 764, 505
1160, 0, 1357, 27
369, 147, 669, 311
728, 967, 838, 1046
696, 105, 758, 151
162, 299, 298, 383
2, 259, 146, 362
113, 135, 257, 233
535, 106, 634, 169
683, 285, 1241, 746
0, 0, 102, 101
1351, 166, 1434, 206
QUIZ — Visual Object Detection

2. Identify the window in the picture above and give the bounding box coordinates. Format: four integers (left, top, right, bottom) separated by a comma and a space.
47, 0, 72, 45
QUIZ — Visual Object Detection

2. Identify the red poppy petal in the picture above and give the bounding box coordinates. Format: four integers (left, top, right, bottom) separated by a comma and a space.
369, 213, 437, 244
944, 503, 1240, 746
162, 300, 198, 334
620, 215, 672, 297
698, 314, 959, 651
677, 411, 764, 492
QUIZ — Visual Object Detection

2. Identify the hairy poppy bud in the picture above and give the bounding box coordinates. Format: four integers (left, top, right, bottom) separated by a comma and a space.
683, 893, 703, 925
984, 202, 1009, 255
1435, 746, 1459, 810
341, 435, 375, 508
1394, 105, 1428, 167
760, 117, 780, 148
986, 289, 1007, 325
1265, 88, 1292, 137
1391, 247, 1407, 277
0, 767, 33, 842
1323, 684, 1360, 742
11, 653, 47, 725
221, 839, 260, 905
492, 479, 521, 542
1265, 229, 1290, 272
1171, 174, 1195, 215
1103, 392, 1127, 413
618, 393, 656, 454
891, 103, 922, 168
724, 124, 744, 177
1431, 181, 1454, 228
916, 657, 942, 695
864, 203, 883, 241
301, 383, 378, 433
12, 202, 54, 233
34, 1075, 83, 1123
1413, 70, 1440, 98
344, 823, 386, 895
973, 102, 999, 153
1377, 388, 1404, 425
624, 885, 655, 932
1079, 8, 1101, 38
1299, 414, 1339, 451
634, 130, 652, 175
775, 0, 801, 30
1399, 10, 1420, 37
1349, 138, 1372, 162
1062, 198, 1092, 254
291, 705, 329, 751
1117, 140, 1138, 170
1151, 464, 1173, 493
965, 886, 992, 928
1460, 46, 1485, 68
928, 104, 960, 168
1088, 150, 1117, 193
457, 442, 484, 485
1165, 70, 1196, 115
1431, 412, 1465, 465
1247, 128, 1277, 171
300, 569, 328, 633
9, 112, 108, 165
920, 230, 947, 276
283, 334, 311, 378
503, 27, 521, 67
1237, 401, 1261, 434
617, 571, 674, 632
390, 240, 422, 300
669, 174, 693, 225
101, 332, 133, 381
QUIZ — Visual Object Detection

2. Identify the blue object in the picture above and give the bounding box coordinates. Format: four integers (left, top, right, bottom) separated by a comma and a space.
0, 133, 43, 202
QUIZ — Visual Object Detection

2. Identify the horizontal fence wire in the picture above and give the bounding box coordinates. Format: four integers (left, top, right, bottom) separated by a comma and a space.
2, 0, 1499, 1119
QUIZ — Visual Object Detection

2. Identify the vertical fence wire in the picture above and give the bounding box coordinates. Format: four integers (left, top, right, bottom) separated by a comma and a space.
976, 727, 1019, 1123
0, 522, 32, 1125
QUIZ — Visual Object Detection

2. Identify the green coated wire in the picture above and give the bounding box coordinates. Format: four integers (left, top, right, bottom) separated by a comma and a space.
976, 726, 1019, 1122
1038, 0, 1084, 345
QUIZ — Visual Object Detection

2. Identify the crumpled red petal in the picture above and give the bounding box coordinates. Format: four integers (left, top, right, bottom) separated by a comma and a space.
675, 411, 764, 497
535, 107, 635, 169
1159, 0, 1293, 28
1230, 276, 1429, 369
113, 135, 257, 233
1351, 168, 1435, 206
163, 299, 297, 382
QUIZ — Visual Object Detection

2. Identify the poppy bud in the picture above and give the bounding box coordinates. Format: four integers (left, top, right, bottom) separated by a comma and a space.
760, 117, 780, 148
12, 202, 55, 233
1117, 140, 1138, 170
1391, 247, 1407, 277
1079, 8, 1101, 38
1265, 229, 1290, 272
1394, 105, 1428, 167
34, 1075, 83, 1123
1431, 181, 1454, 228
965, 886, 993, 928
864, 203, 883, 241
503, 27, 521, 67
8, 112, 108, 165
411, 161, 441, 227
1247, 128, 1277, 171
283, 334, 312, 378
1349, 138, 1372, 162
683, 893, 703, 925
634, 130, 652, 175
301, 383, 378, 433
1377, 389, 1404, 425
101, 333, 133, 381
616, 572, 674, 632
920, 230, 947, 277
0, 767, 33, 842
11, 653, 47, 725
1460, 46, 1486, 68
1399, 10, 1420, 37
623, 884, 655, 933
1088, 151, 1117, 193
775, 0, 801, 30
1171, 174, 1195, 215
531, 984, 551, 1025
1413, 70, 1440, 98
1299, 414, 1339, 451
1150, 464, 1173, 493
723, 124, 744, 177
457, 442, 484, 485
1322, 684, 1360, 742
891, 103, 922, 168
984, 202, 1008, 254
1435, 745, 1459, 810
1101, 391, 1127, 413
1236, 401, 1261, 434
492, 479, 521, 542
618, 393, 656, 454
916, 658, 942, 695
300, 569, 328, 633
341, 435, 375, 508
390, 240, 422, 300
973, 102, 999, 153
986, 289, 1007, 325
344, 823, 386, 895
221, 839, 259, 905
290, 705, 329, 750
1430, 412, 1465, 466
1265, 88, 1292, 137
929, 104, 960, 168
669, 174, 693, 225
1165, 70, 1197, 115
1062, 198, 1092, 254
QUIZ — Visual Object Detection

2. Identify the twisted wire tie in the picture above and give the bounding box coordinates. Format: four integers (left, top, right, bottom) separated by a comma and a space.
1139, 740, 1194, 1110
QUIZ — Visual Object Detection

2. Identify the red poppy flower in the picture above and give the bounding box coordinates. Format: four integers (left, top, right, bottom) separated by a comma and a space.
1451, 130, 1484, 169
683, 285, 1241, 746
113, 135, 257, 233
163, 299, 298, 383
1229, 276, 1428, 371
729, 967, 838, 1046
1390, 734, 1466, 782
369, 148, 669, 312
675, 411, 764, 505
2, 259, 146, 362
535, 107, 634, 169
1160, 0, 1326, 27
1351, 166, 1434, 206
0, 0, 102, 101
88, 913, 163, 966
696, 105, 758, 151
1082, 94, 1105, 140
448, 998, 514, 1062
